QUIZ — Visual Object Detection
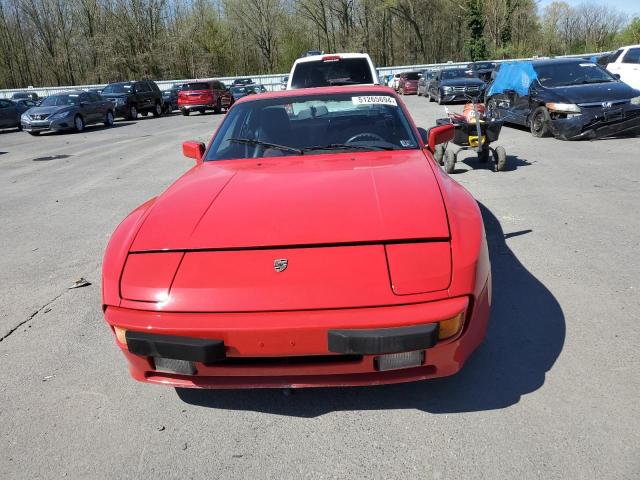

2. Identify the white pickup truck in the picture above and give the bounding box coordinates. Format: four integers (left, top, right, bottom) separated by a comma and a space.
606, 45, 640, 90
287, 53, 379, 90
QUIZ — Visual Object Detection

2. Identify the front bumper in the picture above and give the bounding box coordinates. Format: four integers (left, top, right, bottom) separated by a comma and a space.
551, 105, 640, 140
104, 283, 490, 389
22, 117, 74, 132
441, 91, 483, 102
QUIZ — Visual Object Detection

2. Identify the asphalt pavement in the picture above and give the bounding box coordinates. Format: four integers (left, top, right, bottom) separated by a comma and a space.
0, 96, 638, 479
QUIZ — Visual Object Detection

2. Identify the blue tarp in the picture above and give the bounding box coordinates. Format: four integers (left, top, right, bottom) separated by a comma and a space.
487, 61, 538, 97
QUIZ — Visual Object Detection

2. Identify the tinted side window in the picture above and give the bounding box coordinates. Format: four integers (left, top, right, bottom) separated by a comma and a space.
622, 48, 640, 64
609, 49, 624, 63
148, 81, 160, 92
136, 82, 150, 93
79, 93, 90, 103
0, 100, 10, 108
89, 93, 101, 102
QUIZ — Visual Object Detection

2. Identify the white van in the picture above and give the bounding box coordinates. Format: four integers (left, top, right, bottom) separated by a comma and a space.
287, 53, 379, 90
606, 45, 640, 90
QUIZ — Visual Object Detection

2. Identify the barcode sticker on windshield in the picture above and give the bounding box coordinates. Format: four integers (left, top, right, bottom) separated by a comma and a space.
352, 96, 398, 106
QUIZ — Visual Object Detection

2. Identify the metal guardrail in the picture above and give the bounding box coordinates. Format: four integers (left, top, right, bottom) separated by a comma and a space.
0, 53, 603, 99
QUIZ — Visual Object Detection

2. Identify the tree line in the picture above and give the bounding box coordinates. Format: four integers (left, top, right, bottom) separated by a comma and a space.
0, 0, 637, 90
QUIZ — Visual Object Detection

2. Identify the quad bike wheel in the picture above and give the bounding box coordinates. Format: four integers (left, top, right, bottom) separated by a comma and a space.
494, 145, 507, 172
434, 144, 445, 165
444, 149, 456, 174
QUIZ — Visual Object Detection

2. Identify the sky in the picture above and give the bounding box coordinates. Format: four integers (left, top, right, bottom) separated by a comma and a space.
537, 0, 640, 17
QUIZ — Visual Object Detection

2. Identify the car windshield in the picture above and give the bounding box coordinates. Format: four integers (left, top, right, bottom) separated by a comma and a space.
473, 62, 494, 70
102, 83, 132, 94
535, 62, 615, 87
40, 94, 80, 107
231, 87, 247, 94
205, 92, 418, 161
442, 69, 471, 80
404, 72, 420, 80
290, 58, 373, 88
183, 82, 210, 90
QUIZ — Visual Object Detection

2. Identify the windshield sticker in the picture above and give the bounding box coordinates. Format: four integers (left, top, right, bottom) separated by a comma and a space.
352, 96, 397, 106
400, 140, 412, 147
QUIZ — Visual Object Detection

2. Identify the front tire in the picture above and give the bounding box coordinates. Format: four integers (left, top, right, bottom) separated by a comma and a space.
127, 105, 138, 120
104, 110, 114, 127
153, 102, 162, 117
73, 115, 84, 133
438, 93, 445, 105
444, 149, 456, 174
434, 144, 445, 165
214, 99, 222, 114
494, 146, 507, 171
530, 106, 552, 137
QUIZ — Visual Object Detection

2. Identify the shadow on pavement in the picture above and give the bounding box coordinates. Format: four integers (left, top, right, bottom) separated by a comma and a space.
452, 154, 532, 174
177, 203, 565, 416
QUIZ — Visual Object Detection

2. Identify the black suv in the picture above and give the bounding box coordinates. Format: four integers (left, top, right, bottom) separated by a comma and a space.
101, 80, 163, 120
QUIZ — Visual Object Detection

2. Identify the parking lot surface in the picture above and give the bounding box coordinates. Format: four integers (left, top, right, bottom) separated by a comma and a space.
1, 97, 638, 479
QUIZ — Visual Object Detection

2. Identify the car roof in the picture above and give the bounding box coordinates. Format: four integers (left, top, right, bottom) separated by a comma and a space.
530, 58, 591, 67
53, 90, 84, 96
232, 85, 396, 105
292, 52, 372, 64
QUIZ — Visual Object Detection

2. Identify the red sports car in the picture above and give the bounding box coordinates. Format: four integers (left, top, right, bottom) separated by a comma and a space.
102, 86, 491, 389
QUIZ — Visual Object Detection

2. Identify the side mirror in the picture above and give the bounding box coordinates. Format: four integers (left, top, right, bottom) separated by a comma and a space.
182, 141, 205, 164
424, 124, 454, 151
613, 73, 621, 80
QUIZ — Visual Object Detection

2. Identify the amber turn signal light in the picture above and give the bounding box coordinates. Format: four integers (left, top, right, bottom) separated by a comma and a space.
114, 326, 128, 346
438, 311, 465, 340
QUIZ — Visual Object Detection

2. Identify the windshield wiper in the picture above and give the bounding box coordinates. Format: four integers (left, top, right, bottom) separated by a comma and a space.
227, 138, 303, 155
571, 79, 613, 85
302, 143, 397, 152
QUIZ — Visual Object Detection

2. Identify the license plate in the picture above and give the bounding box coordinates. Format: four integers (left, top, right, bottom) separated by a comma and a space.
604, 108, 624, 122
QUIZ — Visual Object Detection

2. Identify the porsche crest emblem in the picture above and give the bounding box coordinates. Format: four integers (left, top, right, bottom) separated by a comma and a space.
274, 258, 288, 272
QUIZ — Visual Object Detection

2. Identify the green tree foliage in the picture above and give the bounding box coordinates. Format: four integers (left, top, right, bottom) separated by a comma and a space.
0, 0, 630, 89
464, 0, 487, 61
617, 17, 640, 45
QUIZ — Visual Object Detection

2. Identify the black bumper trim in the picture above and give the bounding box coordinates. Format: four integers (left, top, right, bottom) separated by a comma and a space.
126, 331, 226, 363
328, 324, 439, 355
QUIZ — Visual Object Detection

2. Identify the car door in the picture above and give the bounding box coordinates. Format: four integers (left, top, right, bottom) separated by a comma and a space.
616, 48, 640, 90
0, 99, 19, 128
77, 92, 96, 124
605, 48, 625, 77
89, 92, 106, 122
430, 72, 440, 96
142, 81, 154, 110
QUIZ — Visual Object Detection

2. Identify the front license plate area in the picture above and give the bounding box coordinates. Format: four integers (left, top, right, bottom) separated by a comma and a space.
604, 108, 624, 122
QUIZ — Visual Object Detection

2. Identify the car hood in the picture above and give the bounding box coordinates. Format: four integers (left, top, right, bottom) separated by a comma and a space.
441, 78, 485, 87
547, 81, 639, 104
130, 150, 450, 251
27, 105, 76, 115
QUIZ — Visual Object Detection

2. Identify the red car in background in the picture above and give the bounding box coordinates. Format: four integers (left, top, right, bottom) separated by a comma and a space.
178, 80, 232, 116
398, 71, 421, 95
102, 86, 491, 389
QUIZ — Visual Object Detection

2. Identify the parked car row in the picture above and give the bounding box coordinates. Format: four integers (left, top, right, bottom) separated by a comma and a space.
2, 77, 257, 135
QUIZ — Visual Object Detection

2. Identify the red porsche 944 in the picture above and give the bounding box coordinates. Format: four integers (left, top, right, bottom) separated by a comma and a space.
102, 86, 491, 389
